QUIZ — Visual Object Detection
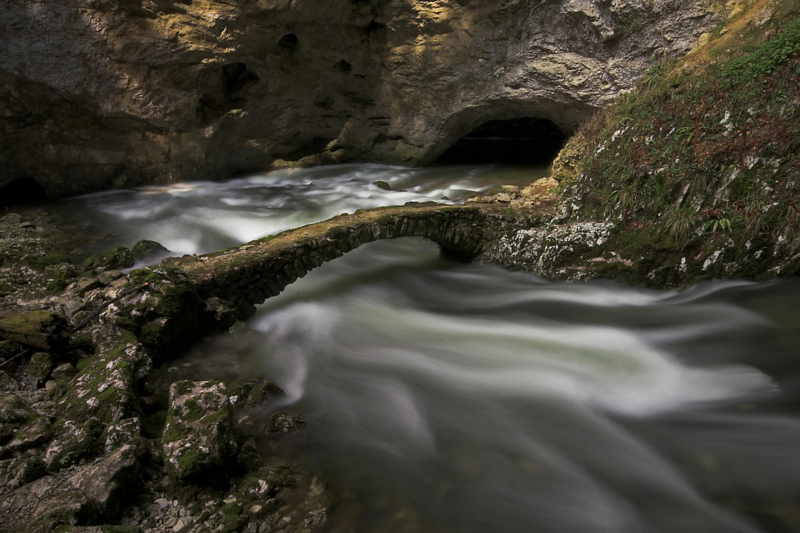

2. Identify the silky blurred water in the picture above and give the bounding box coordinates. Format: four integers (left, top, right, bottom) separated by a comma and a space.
58, 164, 800, 532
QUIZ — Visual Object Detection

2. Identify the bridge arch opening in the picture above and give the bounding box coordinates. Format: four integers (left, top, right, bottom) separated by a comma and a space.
434, 117, 567, 166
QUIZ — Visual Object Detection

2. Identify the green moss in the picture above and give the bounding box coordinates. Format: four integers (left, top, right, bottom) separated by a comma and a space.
82, 246, 134, 272
267, 462, 298, 488
22, 253, 70, 269
67, 333, 93, 353
176, 449, 204, 479
74, 359, 92, 373
161, 420, 188, 443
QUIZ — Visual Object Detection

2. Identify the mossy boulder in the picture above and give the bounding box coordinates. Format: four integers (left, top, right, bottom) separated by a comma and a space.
45, 417, 105, 471
227, 378, 284, 409
55, 327, 150, 424
83, 246, 134, 272
131, 239, 170, 261
68, 444, 142, 521
163, 380, 238, 486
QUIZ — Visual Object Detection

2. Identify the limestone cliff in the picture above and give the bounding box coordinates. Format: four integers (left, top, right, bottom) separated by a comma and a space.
0, 0, 718, 202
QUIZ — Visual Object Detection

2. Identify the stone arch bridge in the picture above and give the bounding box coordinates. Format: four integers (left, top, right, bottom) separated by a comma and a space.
165, 203, 514, 316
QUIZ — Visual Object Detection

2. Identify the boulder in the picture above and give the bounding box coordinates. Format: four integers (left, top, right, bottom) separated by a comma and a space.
131, 239, 170, 261
82, 246, 134, 272
55, 326, 150, 424
45, 418, 104, 471
163, 380, 238, 486
68, 444, 141, 520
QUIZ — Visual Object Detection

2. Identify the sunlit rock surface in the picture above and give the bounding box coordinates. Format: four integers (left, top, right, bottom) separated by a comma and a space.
0, 0, 718, 200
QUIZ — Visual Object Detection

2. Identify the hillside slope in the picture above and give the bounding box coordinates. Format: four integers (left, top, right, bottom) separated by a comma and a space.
488, 1, 800, 288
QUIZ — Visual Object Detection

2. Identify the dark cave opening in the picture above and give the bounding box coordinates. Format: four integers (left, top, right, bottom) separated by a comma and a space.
0, 178, 46, 207
435, 117, 567, 165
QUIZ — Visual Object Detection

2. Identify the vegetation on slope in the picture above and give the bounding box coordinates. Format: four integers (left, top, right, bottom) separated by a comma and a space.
554, 1, 800, 286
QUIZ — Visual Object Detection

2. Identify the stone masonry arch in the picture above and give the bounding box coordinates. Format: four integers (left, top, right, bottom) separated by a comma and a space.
165, 204, 489, 316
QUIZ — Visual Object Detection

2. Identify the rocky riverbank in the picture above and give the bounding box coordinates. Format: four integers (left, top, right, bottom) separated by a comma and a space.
0, 212, 329, 533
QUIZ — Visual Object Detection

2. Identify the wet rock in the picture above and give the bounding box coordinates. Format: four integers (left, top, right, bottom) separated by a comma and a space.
305, 508, 328, 530
268, 412, 306, 435
1, 213, 23, 225
205, 296, 240, 330
44, 379, 60, 400
69, 444, 141, 520
83, 246, 134, 272
227, 378, 284, 409
132, 240, 170, 261
373, 180, 392, 191
163, 380, 238, 486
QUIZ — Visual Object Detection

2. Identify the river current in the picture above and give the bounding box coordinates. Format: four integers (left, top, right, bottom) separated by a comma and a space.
56, 164, 800, 533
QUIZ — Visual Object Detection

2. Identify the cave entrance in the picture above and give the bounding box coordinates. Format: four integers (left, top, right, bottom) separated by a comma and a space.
0, 178, 46, 207
435, 117, 566, 165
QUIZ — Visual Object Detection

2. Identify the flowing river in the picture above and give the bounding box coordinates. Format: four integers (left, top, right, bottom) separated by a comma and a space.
55, 164, 800, 533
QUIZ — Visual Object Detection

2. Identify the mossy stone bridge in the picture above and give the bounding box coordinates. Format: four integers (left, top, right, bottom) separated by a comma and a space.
165, 203, 500, 316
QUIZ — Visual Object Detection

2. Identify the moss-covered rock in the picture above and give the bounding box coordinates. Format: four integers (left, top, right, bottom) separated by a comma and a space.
45, 418, 104, 471
162, 380, 238, 486
227, 378, 284, 409
55, 327, 150, 424
83, 246, 134, 272
114, 267, 206, 362
131, 239, 170, 262
68, 444, 142, 521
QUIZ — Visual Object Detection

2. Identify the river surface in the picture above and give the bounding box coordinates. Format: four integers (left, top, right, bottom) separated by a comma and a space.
57, 164, 800, 533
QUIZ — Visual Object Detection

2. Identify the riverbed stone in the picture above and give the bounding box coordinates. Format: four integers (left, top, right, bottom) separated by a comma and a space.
163, 380, 238, 486
268, 412, 306, 435
69, 443, 141, 520
132, 240, 170, 261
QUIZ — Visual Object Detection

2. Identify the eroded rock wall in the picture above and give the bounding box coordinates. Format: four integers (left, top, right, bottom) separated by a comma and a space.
0, 0, 719, 200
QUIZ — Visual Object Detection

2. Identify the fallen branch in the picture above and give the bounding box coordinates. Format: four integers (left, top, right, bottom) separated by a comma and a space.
0, 347, 28, 369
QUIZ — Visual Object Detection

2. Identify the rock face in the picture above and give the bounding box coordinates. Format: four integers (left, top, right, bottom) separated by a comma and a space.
0, 0, 718, 201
